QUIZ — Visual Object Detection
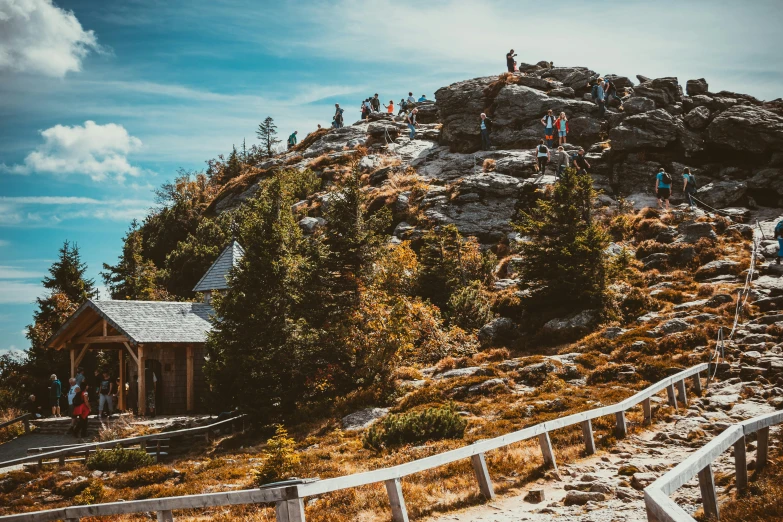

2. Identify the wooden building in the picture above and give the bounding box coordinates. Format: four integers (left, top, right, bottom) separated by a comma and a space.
46, 241, 244, 415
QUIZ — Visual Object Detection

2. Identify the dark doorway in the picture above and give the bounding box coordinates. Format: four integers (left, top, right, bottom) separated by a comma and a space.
144, 359, 164, 415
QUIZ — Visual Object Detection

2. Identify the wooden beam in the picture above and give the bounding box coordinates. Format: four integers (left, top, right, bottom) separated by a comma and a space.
138, 344, 146, 416
118, 349, 126, 411
642, 397, 653, 425
538, 432, 557, 471
692, 372, 703, 395
74, 335, 128, 345
123, 342, 139, 368
186, 345, 194, 412
70, 347, 76, 379
757, 426, 770, 470
470, 453, 494, 499
275, 498, 306, 522
581, 420, 596, 455
385, 478, 409, 522
697, 464, 719, 520
102, 320, 108, 337
734, 435, 748, 493
74, 345, 90, 367
675, 380, 688, 406
666, 384, 678, 410
615, 411, 628, 439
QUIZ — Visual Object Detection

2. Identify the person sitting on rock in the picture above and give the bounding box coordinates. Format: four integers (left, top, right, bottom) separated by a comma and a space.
418, 94, 428, 103
407, 92, 416, 105
656, 167, 673, 211
682, 168, 697, 209
384, 100, 394, 114
605, 78, 623, 109
774, 219, 783, 265
506, 49, 517, 73
334, 104, 344, 128
573, 149, 590, 175
592, 78, 606, 117
554, 146, 569, 179
371, 94, 381, 113
479, 113, 493, 150
535, 139, 550, 173
541, 109, 556, 148
554, 112, 569, 145
287, 131, 298, 149
407, 108, 419, 139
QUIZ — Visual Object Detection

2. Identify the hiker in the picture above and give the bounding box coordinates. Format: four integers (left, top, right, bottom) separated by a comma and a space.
334, 104, 344, 128
287, 131, 298, 149
480, 113, 493, 150
49, 374, 61, 417
554, 112, 569, 145
98, 371, 114, 418
371, 93, 381, 112
73, 385, 90, 438
407, 92, 416, 105
605, 78, 623, 108
75, 367, 85, 389
682, 168, 697, 209
384, 100, 394, 114
541, 109, 556, 148
573, 149, 591, 175
656, 167, 672, 210
554, 146, 569, 178
775, 219, 783, 265
398, 98, 407, 116
361, 99, 371, 120
407, 108, 419, 139
27, 394, 42, 418
418, 94, 428, 103
535, 139, 550, 173
66, 378, 78, 417
591, 78, 606, 117
506, 49, 517, 72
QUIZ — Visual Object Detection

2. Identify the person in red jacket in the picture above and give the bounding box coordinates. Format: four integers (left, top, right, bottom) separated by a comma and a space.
72, 386, 91, 438
554, 112, 569, 145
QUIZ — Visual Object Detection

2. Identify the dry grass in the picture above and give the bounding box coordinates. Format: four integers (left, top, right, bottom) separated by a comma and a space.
0, 408, 29, 443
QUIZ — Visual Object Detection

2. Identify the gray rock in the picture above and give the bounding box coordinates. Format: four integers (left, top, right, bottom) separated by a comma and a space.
705, 294, 734, 307
437, 367, 482, 379
298, 216, 326, 234
602, 327, 627, 340
686, 78, 709, 96
609, 109, 678, 150
707, 105, 783, 154
549, 87, 575, 98
524, 489, 546, 503
683, 106, 711, 129
631, 472, 657, 490
659, 319, 690, 334
633, 77, 682, 107
563, 490, 606, 506
748, 168, 783, 197
467, 378, 507, 394
678, 221, 717, 243
478, 317, 517, 346
623, 96, 656, 115
541, 309, 598, 338
358, 154, 382, 172
696, 181, 747, 208
341, 408, 389, 431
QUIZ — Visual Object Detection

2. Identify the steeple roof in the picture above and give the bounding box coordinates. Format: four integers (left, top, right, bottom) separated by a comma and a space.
192, 240, 244, 293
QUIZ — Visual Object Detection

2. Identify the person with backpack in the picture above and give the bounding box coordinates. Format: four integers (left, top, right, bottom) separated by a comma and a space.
361, 99, 371, 121
541, 109, 556, 148
591, 78, 606, 117
334, 104, 344, 128
605, 78, 623, 109
682, 168, 697, 209
554, 146, 569, 179
407, 108, 419, 139
535, 139, 550, 173
554, 112, 569, 145
656, 167, 673, 210
73, 385, 90, 438
287, 131, 298, 149
573, 149, 590, 175
774, 219, 783, 265
479, 112, 493, 150
49, 374, 61, 417
398, 98, 407, 117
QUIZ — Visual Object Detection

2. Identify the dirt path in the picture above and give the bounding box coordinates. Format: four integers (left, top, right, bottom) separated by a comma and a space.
427, 379, 778, 522
0, 433, 84, 473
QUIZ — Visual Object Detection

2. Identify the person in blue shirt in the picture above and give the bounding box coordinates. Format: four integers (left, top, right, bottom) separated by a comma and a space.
774, 219, 783, 265
655, 167, 672, 210
480, 113, 492, 150
418, 95, 428, 103
682, 168, 697, 209
591, 78, 606, 117
540, 109, 556, 148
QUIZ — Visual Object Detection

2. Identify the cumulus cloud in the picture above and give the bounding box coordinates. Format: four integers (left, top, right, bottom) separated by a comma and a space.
2, 120, 143, 181
0, 0, 100, 77
0, 195, 151, 227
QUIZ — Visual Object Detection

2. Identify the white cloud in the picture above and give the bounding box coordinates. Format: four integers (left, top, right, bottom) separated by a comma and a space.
0, 195, 152, 227
0, 265, 41, 279
1, 121, 143, 181
0, 239, 9, 246
0, 0, 100, 77
0, 280, 42, 303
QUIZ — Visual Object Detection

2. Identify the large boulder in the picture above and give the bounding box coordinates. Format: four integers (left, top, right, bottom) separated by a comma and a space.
623, 96, 656, 115
609, 109, 678, 150
683, 106, 711, 129
686, 78, 709, 96
301, 125, 368, 158
541, 310, 598, 339
678, 221, 717, 243
478, 317, 518, 346
435, 76, 497, 152
748, 168, 783, 198
414, 102, 440, 124
696, 181, 747, 208
632, 77, 682, 107
707, 105, 783, 154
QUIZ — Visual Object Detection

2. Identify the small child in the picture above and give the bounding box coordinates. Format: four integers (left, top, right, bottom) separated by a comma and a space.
554, 112, 569, 145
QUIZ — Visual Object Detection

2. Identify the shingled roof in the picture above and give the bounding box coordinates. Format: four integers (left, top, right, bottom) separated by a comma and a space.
193, 241, 245, 293
47, 300, 214, 347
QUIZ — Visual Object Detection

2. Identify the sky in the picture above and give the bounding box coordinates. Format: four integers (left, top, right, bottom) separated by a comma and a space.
1, 0, 782, 356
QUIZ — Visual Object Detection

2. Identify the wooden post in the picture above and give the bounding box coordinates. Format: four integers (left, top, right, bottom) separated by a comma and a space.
140, 440, 147, 452
757, 426, 770, 470
666, 384, 678, 410
642, 397, 652, 425
58, 455, 65, 467
734, 435, 748, 493
385, 478, 409, 522
538, 432, 558, 471
581, 420, 596, 455
186, 345, 194, 412
70, 346, 76, 379
156, 440, 161, 463
118, 348, 125, 411
615, 410, 628, 439
675, 380, 688, 406
138, 344, 146, 416
470, 453, 495, 499
23, 415, 30, 434
275, 498, 306, 522
157, 510, 174, 522
697, 464, 719, 520
692, 372, 703, 395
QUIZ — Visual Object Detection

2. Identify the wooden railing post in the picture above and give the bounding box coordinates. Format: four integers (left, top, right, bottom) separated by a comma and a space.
675, 380, 688, 407
470, 453, 495, 499
666, 384, 678, 410
23, 415, 30, 434
615, 411, 628, 439
59, 455, 65, 467
734, 435, 748, 493
537, 432, 558, 471
156, 440, 161, 463
757, 427, 770, 470
275, 498, 306, 522
385, 478, 409, 522
581, 420, 596, 455
157, 510, 174, 522
692, 371, 703, 395
642, 397, 653, 425
697, 464, 719, 520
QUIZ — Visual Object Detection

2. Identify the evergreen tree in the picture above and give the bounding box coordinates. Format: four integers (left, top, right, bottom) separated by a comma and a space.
256, 116, 281, 157
223, 146, 242, 182
515, 168, 609, 322
102, 220, 170, 301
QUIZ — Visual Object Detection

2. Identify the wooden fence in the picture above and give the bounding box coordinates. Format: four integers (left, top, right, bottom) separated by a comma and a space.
644, 409, 783, 522
0, 364, 709, 522
0, 413, 31, 436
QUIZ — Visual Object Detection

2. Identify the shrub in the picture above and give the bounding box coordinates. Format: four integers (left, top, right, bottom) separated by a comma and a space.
634, 219, 668, 242
447, 281, 494, 331
482, 159, 496, 172
73, 479, 104, 505
111, 465, 178, 488
0, 408, 27, 443
619, 287, 661, 322
253, 425, 300, 486
363, 404, 467, 451
86, 446, 154, 472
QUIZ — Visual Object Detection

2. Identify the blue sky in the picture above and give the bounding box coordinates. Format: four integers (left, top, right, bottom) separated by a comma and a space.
1, 0, 782, 355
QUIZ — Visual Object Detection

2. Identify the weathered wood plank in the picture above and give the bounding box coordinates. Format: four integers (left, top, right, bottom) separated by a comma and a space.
642, 397, 652, 425
186, 345, 195, 412
275, 498, 306, 522
538, 432, 557, 471
581, 420, 596, 455
156, 510, 173, 522
757, 426, 769, 470
692, 372, 702, 395
615, 411, 628, 439
734, 435, 747, 493
470, 453, 494, 499
697, 465, 719, 520
666, 384, 678, 410
675, 380, 688, 407
74, 335, 128, 344
385, 478, 409, 522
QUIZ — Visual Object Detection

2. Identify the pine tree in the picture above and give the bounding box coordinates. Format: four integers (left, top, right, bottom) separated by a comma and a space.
102, 220, 170, 301
221, 146, 242, 183
256, 116, 281, 157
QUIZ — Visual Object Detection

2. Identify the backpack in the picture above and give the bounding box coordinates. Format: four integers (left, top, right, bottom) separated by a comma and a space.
686, 174, 697, 190
662, 172, 672, 185
538, 145, 547, 154
775, 220, 783, 238
591, 84, 599, 100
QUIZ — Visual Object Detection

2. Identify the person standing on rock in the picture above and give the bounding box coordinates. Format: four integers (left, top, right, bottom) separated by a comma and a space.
592, 78, 606, 117
407, 108, 419, 139
656, 167, 673, 211
287, 131, 298, 150
535, 139, 550, 173
774, 219, 783, 265
98, 370, 114, 418
372, 94, 381, 112
398, 98, 407, 116
541, 109, 556, 148
361, 99, 371, 121
506, 49, 517, 72
384, 100, 394, 114
479, 113, 493, 150
554, 112, 569, 145
682, 168, 697, 209
554, 146, 570, 178
573, 149, 590, 175
49, 373, 61, 417
334, 104, 344, 128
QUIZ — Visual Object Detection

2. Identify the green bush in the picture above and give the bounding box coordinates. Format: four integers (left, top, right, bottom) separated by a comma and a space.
447, 281, 494, 331
86, 446, 154, 472
111, 465, 178, 488
253, 425, 300, 486
363, 404, 467, 451
73, 479, 104, 505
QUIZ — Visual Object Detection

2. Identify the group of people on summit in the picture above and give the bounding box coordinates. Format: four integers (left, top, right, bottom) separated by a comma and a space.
329, 91, 429, 140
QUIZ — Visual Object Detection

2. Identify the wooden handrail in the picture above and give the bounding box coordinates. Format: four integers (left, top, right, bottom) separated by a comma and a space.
0, 414, 245, 469
644, 410, 783, 522
0, 364, 710, 522
0, 413, 31, 435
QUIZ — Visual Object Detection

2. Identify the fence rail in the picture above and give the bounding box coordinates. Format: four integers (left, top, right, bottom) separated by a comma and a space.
0, 414, 31, 436
0, 364, 709, 522
644, 409, 783, 522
